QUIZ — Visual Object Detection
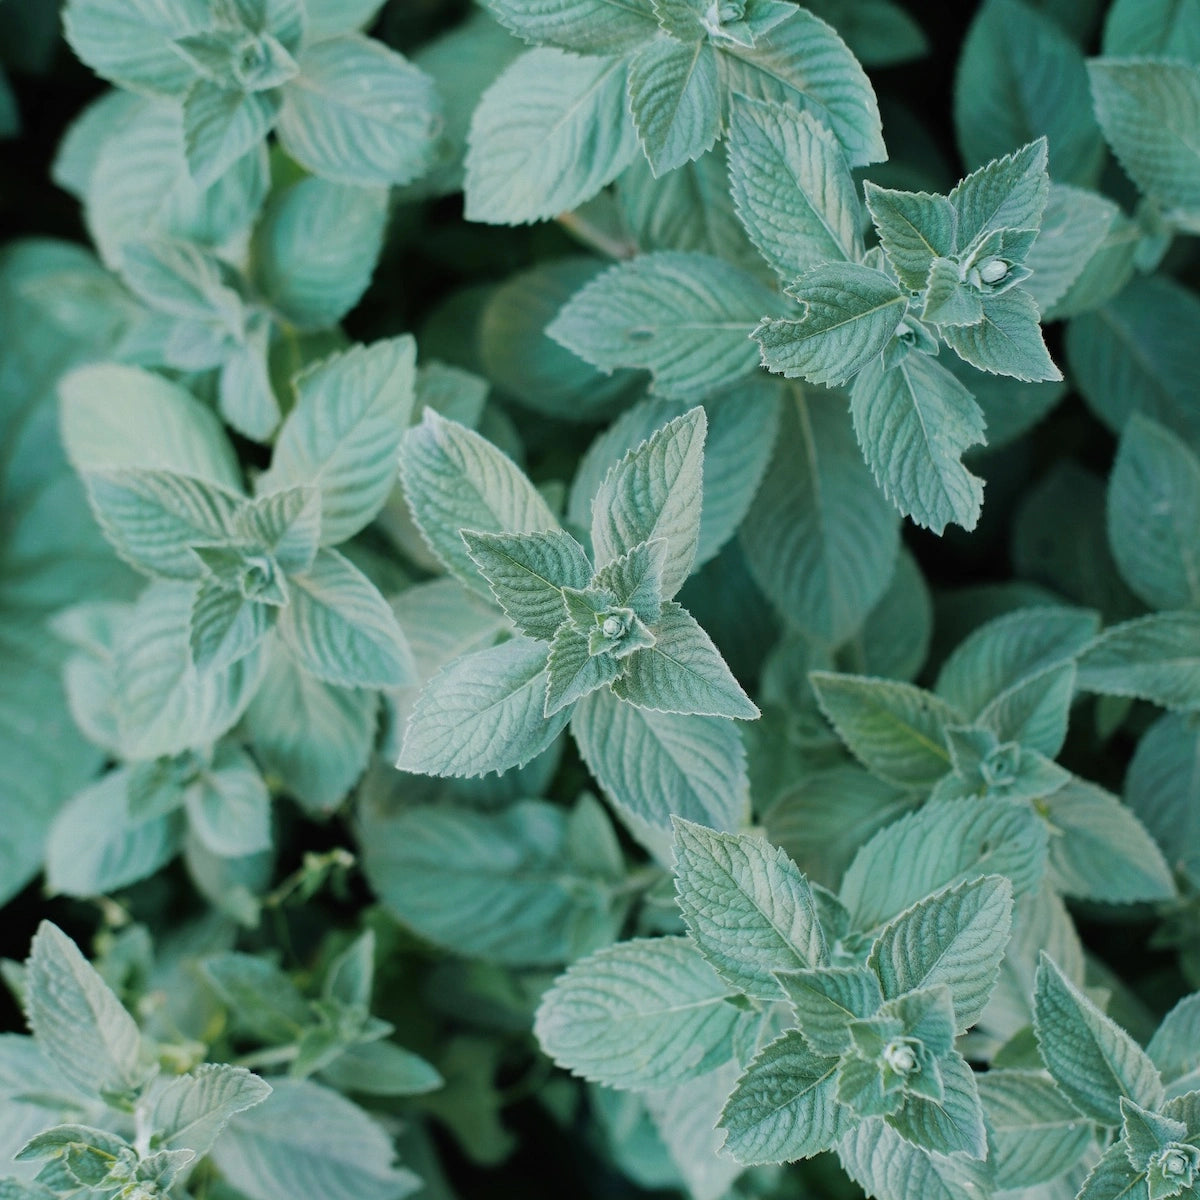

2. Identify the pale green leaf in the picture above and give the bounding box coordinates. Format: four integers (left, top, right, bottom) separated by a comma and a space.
863, 183, 956, 291
571, 688, 749, 834
849, 351, 987, 534
741, 387, 899, 646
613, 601, 758, 719
1077, 612, 1200, 711
361, 798, 623, 966
1108, 414, 1200, 611
755, 262, 907, 387
717, 1032, 844, 1164
277, 35, 438, 187
545, 624, 622, 717
534, 937, 740, 1089
152, 1064, 272, 1157
868, 875, 1014, 1032
976, 660, 1076, 757
211, 1078, 420, 1200
488, 0, 658, 52
1148, 992, 1200, 1100
775, 966, 884, 1055
250, 175, 388, 330
672, 819, 825, 1000
1103, 0, 1200, 62
26, 921, 144, 1100
184, 85, 279, 189
839, 797, 1047, 930
1126, 711, 1200, 886
1076, 1138, 1148, 1200
189, 580, 272, 673
261, 337, 417, 546
399, 636, 566, 777
1033, 952, 1164, 1125
940, 287, 1062, 383
809, 671, 957, 787
464, 47, 639, 224
948, 137, 1050, 252
1025, 183, 1120, 313
399, 410, 559, 594
628, 37, 721, 176
185, 744, 272, 859
887, 1050, 987, 1159
727, 97, 862, 281
719, 7, 885, 167
549, 251, 783, 398
318, 1041, 443, 1098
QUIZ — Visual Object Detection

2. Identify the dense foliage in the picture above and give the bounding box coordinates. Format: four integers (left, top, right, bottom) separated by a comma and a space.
3, 1, 1200, 1198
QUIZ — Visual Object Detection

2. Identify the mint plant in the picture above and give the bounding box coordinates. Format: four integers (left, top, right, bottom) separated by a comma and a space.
4, 1, 1200, 1199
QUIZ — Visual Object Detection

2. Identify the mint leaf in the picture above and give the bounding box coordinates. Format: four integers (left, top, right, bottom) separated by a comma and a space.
863, 183, 957, 292
939, 287, 1062, 383
399, 410, 560, 595
26, 922, 144, 1101
775, 967, 884, 1055
613, 601, 758, 719
809, 672, 957, 787
948, 136, 1050, 252
1025, 183, 1120, 313
740, 387, 899, 646
868, 875, 1014, 1032
1148, 993, 1200, 1100
189, 579, 272, 673
279, 549, 415, 689
628, 38, 721, 176
400, 636, 566, 777
1103, 0, 1200, 60
277, 35, 438, 187
1108, 414, 1200, 611
151, 1064, 272, 1157
488, 0, 658, 52
184, 744, 272, 859
534, 937, 740, 1089
728, 98, 863, 280
1077, 612, 1200, 711
465, 48, 639, 224
1034, 952, 1164, 1125
755, 262, 907, 387
850, 352, 987, 534
837, 1116, 992, 1200
571, 688, 749, 833
549, 252, 783, 398
545, 623, 622, 716
184, 85, 279, 189
717, 1031, 844, 1164
1126, 711, 1200, 888
886, 1050, 987, 1159
672, 819, 826, 999
976, 660, 1076, 757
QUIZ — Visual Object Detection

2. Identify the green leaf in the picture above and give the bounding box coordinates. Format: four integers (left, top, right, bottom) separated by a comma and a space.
717, 1032, 844, 1165
63, 0, 211, 95
613, 601, 758, 719
1039, 778, 1176, 903
839, 797, 1047, 930
939, 287, 1062, 382
545, 624, 622, 717
361, 798, 623, 966
935, 605, 1099, 717
318, 1041, 443, 1098
592, 538, 668, 624
948, 137, 1050, 252
189, 579, 273, 673
462, 529, 593, 641
955, 0, 1103, 184
1108, 414, 1200, 611
26, 921, 144, 1100
976, 660, 1076, 757
719, 7, 885, 167
184, 85, 280, 189
1103, 0, 1200, 61
151, 1064, 272, 1157
589, 406, 705, 598
978, 1068, 1093, 1189
868, 875, 1014, 1032
1025, 183, 1121, 313
1066, 275, 1200, 448
727, 98, 863, 281
672, 819, 825, 1000
1034, 952, 1164, 1125
534, 937, 740, 1089
837, 1116, 993, 1200
1077, 612, 1200, 711
488, 0, 658, 52
119, 238, 243, 331
185, 744, 272, 859
628, 37, 721, 176
571, 688, 749, 833
1126, 711, 1200, 887
755, 262, 907, 388
261, 337, 417, 546
775, 967, 884, 1055
549, 251, 783, 399
202, 953, 310, 1043
244, 641, 377, 814
1148, 992, 1200, 1100
250, 175, 388, 330
464, 47, 639, 224
59, 362, 241, 487
1076, 1138, 1148, 1200
399, 410, 559, 594
863, 183, 956, 292
1089, 58, 1200, 218
809, 672, 957, 787
850, 352, 987, 534
277, 35, 438, 187
886, 1050, 987, 1159
211, 1078, 420, 1200
279, 549, 415, 689
741, 387, 898, 646
399, 636, 566, 777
